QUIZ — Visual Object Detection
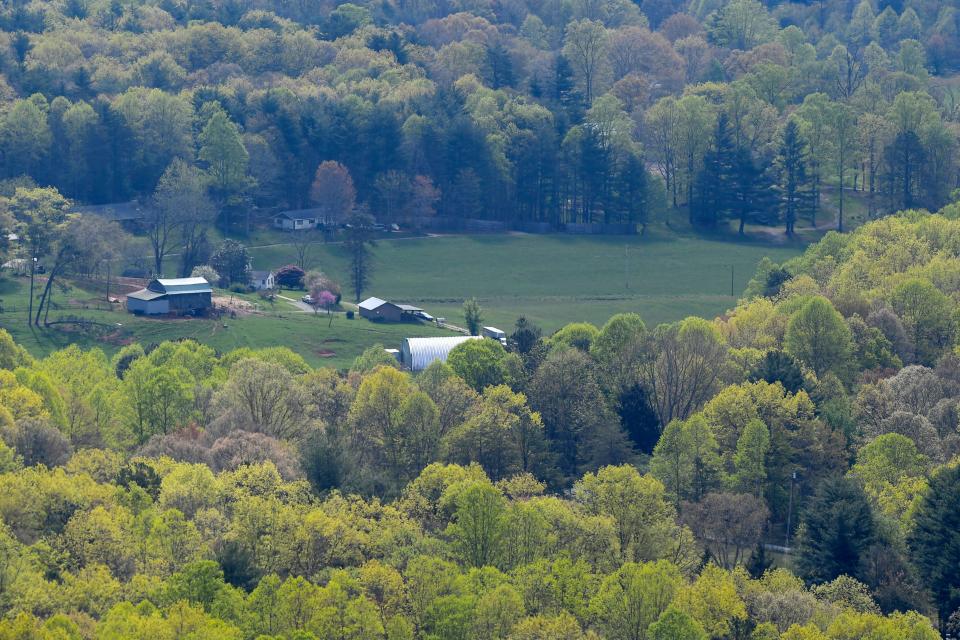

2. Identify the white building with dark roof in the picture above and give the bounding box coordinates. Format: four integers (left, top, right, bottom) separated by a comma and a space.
250, 270, 275, 290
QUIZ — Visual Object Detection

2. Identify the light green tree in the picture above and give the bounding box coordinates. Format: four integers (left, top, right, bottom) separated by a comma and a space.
590, 560, 681, 640
563, 19, 609, 104
708, 0, 776, 50
463, 298, 484, 335
784, 296, 852, 377
199, 108, 250, 201
446, 481, 506, 567
733, 418, 770, 497
648, 606, 707, 640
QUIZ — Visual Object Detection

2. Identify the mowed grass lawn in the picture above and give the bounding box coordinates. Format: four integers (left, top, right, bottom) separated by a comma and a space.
0, 278, 452, 369
250, 233, 805, 332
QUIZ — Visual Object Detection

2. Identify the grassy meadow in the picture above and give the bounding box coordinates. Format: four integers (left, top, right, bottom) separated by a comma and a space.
249, 232, 804, 331
0, 231, 803, 367
0, 278, 452, 369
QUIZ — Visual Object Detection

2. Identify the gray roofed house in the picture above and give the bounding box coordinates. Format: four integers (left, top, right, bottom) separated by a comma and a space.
250, 270, 275, 291
127, 277, 213, 315
273, 207, 339, 231
400, 336, 482, 371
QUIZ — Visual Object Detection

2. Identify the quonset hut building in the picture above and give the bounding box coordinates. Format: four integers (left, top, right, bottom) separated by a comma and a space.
399, 336, 482, 371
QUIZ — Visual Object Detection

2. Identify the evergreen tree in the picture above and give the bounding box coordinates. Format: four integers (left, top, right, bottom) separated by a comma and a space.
775, 120, 815, 236
883, 131, 925, 211
614, 151, 649, 229
730, 147, 776, 235
691, 113, 736, 228
576, 124, 610, 224
909, 464, 960, 637
484, 41, 515, 89
552, 54, 584, 124
796, 475, 876, 585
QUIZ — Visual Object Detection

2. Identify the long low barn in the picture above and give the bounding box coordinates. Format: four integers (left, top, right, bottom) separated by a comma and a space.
359, 297, 424, 322
400, 336, 482, 371
127, 277, 212, 315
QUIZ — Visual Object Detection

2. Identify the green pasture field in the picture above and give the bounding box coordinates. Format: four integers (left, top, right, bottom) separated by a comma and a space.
0, 278, 452, 368
0, 231, 803, 367
249, 232, 804, 332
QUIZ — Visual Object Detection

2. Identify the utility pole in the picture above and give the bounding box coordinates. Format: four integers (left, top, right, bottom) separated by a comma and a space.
625, 244, 629, 290
785, 471, 797, 549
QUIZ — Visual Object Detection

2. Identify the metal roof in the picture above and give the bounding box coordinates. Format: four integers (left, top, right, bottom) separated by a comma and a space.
359, 297, 388, 310
402, 336, 482, 371
154, 277, 212, 294
127, 288, 166, 301
397, 304, 424, 312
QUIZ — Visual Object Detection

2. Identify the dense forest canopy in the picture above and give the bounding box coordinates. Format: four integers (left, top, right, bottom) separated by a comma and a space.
0, 0, 957, 233
0, 206, 957, 636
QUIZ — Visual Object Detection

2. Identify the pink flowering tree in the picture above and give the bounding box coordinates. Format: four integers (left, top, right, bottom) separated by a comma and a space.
318, 290, 337, 326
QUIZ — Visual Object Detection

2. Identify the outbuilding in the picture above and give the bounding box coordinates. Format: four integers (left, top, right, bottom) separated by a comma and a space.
127, 277, 213, 316
400, 336, 482, 371
359, 297, 403, 322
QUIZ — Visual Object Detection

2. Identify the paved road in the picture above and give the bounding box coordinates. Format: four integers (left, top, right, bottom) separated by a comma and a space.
276, 294, 316, 313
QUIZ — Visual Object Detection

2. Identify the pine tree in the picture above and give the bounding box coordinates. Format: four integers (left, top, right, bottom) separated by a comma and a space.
883, 131, 925, 211
613, 151, 649, 229
484, 41, 515, 89
796, 475, 876, 585
692, 113, 736, 228
730, 147, 776, 234
775, 120, 815, 236
909, 464, 960, 637
552, 55, 584, 123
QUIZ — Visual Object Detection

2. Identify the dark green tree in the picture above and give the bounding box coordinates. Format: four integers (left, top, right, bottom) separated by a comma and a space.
775, 120, 815, 236
750, 350, 805, 394
883, 131, 925, 211
796, 476, 876, 585
509, 316, 542, 355
463, 298, 483, 336
730, 147, 776, 235
691, 113, 736, 228
344, 210, 375, 302
910, 464, 960, 637
484, 41, 515, 89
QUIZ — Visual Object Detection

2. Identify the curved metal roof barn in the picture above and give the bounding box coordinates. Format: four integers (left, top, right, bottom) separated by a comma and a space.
401, 336, 482, 371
